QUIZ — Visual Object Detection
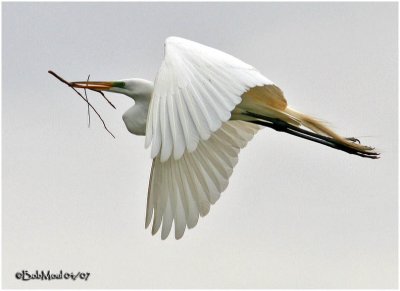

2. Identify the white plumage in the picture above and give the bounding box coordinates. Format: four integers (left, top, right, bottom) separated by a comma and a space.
145, 37, 272, 162
146, 120, 260, 239
70, 36, 378, 240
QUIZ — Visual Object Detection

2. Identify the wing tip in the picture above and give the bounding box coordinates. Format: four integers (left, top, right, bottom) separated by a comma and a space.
175, 227, 186, 240
145, 218, 151, 229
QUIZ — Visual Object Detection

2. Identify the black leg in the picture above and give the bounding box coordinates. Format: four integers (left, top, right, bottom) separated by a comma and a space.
243, 112, 379, 159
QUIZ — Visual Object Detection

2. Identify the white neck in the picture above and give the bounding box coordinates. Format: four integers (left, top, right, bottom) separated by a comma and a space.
120, 79, 154, 136
122, 98, 150, 136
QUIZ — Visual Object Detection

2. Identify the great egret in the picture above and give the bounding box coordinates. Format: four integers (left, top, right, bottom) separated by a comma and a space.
70, 36, 378, 239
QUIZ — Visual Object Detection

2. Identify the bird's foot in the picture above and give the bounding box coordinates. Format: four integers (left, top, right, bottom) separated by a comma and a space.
346, 137, 361, 144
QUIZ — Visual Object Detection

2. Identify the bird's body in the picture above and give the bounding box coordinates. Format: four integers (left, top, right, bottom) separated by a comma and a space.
71, 36, 378, 239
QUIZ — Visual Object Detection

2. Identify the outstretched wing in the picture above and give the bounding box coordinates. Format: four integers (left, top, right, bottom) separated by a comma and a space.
145, 36, 273, 162
145, 121, 260, 239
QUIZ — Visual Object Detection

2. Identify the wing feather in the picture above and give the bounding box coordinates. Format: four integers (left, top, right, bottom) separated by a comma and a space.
146, 121, 260, 239
149, 90, 162, 158
146, 37, 273, 160
176, 160, 199, 229
167, 87, 186, 159
182, 155, 210, 217
151, 159, 166, 235
144, 37, 276, 238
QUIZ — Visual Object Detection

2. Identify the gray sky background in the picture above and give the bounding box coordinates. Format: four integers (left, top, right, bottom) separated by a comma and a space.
2, 2, 398, 288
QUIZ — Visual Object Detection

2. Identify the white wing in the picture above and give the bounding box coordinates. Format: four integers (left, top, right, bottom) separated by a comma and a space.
145, 36, 273, 161
146, 121, 260, 239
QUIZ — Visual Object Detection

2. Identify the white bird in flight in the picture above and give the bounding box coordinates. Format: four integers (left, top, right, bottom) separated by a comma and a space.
70, 36, 378, 239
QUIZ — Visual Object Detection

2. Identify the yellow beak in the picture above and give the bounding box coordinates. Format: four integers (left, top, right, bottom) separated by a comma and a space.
70, 81, 114, 91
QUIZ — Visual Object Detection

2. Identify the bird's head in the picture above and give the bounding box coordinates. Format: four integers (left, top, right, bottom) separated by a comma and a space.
71, 78, 154, 100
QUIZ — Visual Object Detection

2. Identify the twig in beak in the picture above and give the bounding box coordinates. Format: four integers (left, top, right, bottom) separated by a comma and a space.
48, 70, 115, 138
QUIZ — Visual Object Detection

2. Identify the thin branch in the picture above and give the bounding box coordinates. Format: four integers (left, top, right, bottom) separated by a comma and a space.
48, 70, 115, 108
84, 74, 91, 127
48, 70, 115, 138
92, 89, 116, 109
